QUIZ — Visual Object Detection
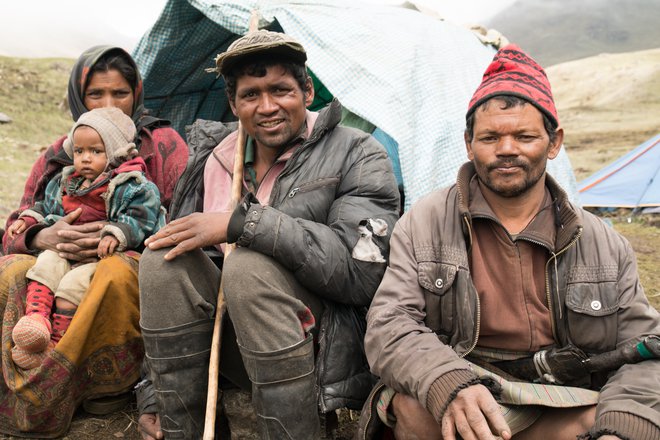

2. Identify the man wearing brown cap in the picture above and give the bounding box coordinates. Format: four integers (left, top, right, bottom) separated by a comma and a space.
357, 45, 660, 440
137, 30, 400, 439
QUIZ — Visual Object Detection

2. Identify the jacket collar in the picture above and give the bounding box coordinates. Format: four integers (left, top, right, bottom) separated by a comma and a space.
455, 161, 582, 251
211, 99, 341, 173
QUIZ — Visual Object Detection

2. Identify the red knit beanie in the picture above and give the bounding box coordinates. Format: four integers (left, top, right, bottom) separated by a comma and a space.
466, 44, 558, 126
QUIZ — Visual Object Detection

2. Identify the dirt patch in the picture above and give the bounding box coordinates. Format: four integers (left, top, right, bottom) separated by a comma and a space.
65, 407, 141, 440
0, 403, 360, 440
0, 404, 141, 440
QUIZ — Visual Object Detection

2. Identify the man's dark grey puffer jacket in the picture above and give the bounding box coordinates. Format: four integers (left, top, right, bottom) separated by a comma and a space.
171, 99, 401, 412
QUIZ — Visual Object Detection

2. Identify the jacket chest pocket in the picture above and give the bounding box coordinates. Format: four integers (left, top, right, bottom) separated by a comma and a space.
280, 176, 340, 220
418, 262, 457, 339
285, 176, 340, 199
565, 276, 620, 352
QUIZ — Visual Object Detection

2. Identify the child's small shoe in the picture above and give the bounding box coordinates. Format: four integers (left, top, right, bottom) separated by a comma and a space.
12, 314, 52, 352
11, 343, 53, 370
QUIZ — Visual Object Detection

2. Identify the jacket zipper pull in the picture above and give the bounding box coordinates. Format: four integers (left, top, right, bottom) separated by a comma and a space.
288, 188, 300, 198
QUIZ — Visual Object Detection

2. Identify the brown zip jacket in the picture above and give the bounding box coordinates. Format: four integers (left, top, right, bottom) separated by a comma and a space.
360, 162, 660, 440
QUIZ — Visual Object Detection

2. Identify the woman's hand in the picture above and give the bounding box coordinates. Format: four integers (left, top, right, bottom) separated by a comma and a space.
145, 212, 232, 261
30, 208, 105, 262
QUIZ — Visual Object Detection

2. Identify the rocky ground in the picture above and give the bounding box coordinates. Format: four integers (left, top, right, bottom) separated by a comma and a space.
0, 396, 360, 439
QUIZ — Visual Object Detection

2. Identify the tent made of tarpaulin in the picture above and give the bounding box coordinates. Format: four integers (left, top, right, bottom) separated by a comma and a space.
133, 0, 580, 209
578, 133, 660, 209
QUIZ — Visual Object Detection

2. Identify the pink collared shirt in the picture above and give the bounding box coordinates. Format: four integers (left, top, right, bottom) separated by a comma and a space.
203, 111, 319, 249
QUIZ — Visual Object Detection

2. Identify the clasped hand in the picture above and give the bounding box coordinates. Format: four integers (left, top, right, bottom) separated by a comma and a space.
30, 208, 105, 263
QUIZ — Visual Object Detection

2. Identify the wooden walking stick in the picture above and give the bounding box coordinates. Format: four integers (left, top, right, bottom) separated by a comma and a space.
202, 10, 260, 440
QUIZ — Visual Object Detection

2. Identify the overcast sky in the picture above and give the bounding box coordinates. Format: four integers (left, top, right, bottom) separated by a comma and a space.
0, 0, 516, 58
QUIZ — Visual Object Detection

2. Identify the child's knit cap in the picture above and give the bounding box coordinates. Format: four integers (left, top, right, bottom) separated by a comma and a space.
64, 107, 137, 167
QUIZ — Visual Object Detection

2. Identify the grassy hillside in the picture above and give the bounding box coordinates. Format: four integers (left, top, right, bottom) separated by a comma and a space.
545, 47, 660, 306
0, 56, 74, 221
546, 47, 660, 181
487, 0, 660, 66
617, 221, 660, 309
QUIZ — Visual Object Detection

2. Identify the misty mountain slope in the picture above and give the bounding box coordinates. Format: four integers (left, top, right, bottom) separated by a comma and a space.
546, 48, 660, 180
487, 0, 660, 66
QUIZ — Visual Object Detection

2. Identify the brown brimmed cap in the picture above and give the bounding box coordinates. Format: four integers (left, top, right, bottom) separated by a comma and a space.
208, 30, 307, 77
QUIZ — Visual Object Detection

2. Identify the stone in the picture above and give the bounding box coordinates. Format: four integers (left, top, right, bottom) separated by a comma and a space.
0, 112, 12, 123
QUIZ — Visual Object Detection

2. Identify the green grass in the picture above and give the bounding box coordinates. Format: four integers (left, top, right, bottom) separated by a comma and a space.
0, 57, 74, 143
613, 218, 660, 309
0, 56, 74, 221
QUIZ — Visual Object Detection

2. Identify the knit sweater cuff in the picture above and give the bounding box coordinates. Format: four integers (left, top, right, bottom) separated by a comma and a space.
426, 369, 480, 422
579, 411, 660, 440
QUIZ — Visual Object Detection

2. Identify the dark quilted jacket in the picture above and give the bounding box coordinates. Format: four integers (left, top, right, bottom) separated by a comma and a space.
172, 99, 401, 411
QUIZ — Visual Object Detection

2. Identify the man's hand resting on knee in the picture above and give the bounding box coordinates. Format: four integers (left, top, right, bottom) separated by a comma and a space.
441, 384, 511, 440
390, 384, 511, 440
145, 212, 232, 260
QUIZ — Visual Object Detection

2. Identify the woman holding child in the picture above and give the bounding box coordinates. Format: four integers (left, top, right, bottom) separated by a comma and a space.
0, 45, 188, 437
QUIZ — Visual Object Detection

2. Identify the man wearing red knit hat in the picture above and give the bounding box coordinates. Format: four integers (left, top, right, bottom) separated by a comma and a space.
357, 44, 660, 440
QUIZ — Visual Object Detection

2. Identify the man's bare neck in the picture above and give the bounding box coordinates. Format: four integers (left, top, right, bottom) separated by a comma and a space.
478, 178, 547, 235
253, 140, 295, 184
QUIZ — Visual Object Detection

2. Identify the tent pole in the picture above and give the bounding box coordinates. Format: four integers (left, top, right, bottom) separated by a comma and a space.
202, 10, 260, 440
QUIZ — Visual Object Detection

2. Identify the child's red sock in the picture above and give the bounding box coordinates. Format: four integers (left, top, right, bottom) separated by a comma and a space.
51, 308, 75, 344
25, 281, 54, 319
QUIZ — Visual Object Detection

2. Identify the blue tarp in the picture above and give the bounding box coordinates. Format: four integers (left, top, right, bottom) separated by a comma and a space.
578, 133, 660, 208
133, 0, 579, 209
